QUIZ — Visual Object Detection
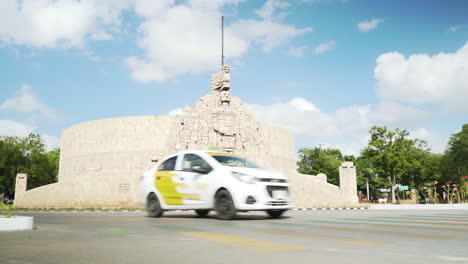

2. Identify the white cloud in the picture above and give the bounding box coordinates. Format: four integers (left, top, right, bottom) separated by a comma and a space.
358, 19, 382, 32
126, 0, 311, 82
409, 128, 446, 153
90, 31, 113, 41
374, 42, 468, 113
0, 1, 311, 82
0, 120, 59, 150
0, 120, 36, 138
0, 0, 131, 48
314, 40, 336, 54
248, 97, 434, 155
288, 45, 307, 57
449, 25, 463, 32
0, 84, 57, 120
188, 0, 245, 10
255, 0, 290, 21
247, 98, 338, 139
168, 108, 183, 115
41, 134, 61, 150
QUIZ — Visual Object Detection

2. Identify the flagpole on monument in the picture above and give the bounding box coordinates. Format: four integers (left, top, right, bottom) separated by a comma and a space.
221, 15, 224, 67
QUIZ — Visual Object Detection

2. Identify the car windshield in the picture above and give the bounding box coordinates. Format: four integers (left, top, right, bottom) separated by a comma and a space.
209, 153, 259, 168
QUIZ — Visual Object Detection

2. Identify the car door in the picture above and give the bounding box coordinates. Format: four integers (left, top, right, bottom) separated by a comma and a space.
177, 153, 213, 206
155, 156, 185, 205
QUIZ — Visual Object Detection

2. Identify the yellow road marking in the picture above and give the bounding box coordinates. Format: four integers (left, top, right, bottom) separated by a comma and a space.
310, 226, 455, 240
255, 229, 390, 246
365, 223, 468, 232
180, 232, 305, 252
402, 221, 468, 227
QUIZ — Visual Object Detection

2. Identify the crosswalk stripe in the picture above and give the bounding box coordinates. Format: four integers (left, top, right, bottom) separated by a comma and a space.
365, 223, 468, 232
309, 226, 455, 240
254, 228, 390, 246
180, 231, 306, 252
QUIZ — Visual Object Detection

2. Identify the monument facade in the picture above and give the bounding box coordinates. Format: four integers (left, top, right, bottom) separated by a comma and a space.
14, 66, 358, 208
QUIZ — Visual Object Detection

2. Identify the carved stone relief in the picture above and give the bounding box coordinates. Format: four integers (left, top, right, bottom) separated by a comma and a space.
173, 65, 264, 159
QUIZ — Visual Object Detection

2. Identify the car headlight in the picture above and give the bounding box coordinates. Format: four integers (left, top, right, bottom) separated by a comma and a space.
231, 171, 258, 184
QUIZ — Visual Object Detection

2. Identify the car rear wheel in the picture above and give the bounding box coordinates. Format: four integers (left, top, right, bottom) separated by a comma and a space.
266, 209, 285, 218
215, 190, 237, 220
147, 193, 163, 218
195, 210, 210, 217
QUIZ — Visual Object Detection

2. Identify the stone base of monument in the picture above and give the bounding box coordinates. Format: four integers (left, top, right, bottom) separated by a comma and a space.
0, 215, 34, 231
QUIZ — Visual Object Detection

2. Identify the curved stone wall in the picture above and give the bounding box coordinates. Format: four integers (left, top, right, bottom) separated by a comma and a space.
14, 65, 358, 208
16, 115, 177, 206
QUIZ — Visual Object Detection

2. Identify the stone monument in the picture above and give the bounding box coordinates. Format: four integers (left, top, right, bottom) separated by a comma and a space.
14, 66, 358, 208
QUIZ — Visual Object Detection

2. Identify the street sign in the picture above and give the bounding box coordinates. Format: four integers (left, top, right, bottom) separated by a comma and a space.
399, 185, 409, 191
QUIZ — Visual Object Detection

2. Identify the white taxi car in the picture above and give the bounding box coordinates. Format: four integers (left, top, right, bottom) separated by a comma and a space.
140, 150, 292, 220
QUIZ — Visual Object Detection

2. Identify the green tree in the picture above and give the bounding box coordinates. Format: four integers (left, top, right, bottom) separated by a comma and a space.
297, 146, 343, 185
441, 124, 468, 183
0, 137, 26, 199
0, 134, 60, 200
360, 126, 434, 194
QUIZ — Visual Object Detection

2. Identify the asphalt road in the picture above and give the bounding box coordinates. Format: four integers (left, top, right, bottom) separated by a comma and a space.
1, 210, 468, 264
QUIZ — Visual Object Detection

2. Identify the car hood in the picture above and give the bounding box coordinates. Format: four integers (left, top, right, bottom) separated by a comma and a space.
225, 167, 287, 180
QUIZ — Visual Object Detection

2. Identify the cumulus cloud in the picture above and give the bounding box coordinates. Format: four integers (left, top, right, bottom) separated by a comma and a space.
126, 0, 311, 82
247, 97, 338, 139
0, 120, 59, 150
288, 46, 307, 57
247, 97, 434, 155
0, 84, 57, 120
0, 0, 131, 48
374, 42, 468, 113
314, 40, 335, 54
0, 120, 36, 138
358, 19, 382, 32
408, 128, 447, 153
0, 1, 311, 82
168, 108, 183, 115
449, 25, 463, 32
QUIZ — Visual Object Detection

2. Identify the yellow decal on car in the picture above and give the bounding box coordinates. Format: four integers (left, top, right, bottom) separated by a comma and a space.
154, 171, 200, 204
208, 152, 237, 157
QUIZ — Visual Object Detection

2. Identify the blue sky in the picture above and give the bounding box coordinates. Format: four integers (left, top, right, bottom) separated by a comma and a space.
1, 0, 467, 155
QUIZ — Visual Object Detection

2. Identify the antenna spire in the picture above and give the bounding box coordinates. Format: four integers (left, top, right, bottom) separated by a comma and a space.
221, 16, 224, 67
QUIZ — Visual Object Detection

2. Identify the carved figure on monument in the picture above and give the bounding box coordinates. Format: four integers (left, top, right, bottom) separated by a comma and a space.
210, 65, 231, 93
174, 65, 264, 157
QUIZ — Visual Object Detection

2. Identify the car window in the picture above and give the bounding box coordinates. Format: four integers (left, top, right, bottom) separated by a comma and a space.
158, 156, 177, 171
182, 154, 212, 173
209, 154, 259, 168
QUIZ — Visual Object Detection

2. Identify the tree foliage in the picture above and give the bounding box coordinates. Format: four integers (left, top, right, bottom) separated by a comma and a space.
441, 124, 468, 182
0, 134, 60, 200
359, 126, 437, 191
297, 147, 343, 185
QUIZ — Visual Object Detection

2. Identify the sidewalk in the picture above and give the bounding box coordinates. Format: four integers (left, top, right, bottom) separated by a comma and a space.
368, 203, 468, 210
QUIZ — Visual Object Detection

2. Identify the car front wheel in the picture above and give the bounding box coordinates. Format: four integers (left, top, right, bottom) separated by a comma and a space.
147, 193, 163, 218
215, 190, 237, 220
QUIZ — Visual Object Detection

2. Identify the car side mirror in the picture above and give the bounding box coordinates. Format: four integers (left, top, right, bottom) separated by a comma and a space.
192, 165, 210, 174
